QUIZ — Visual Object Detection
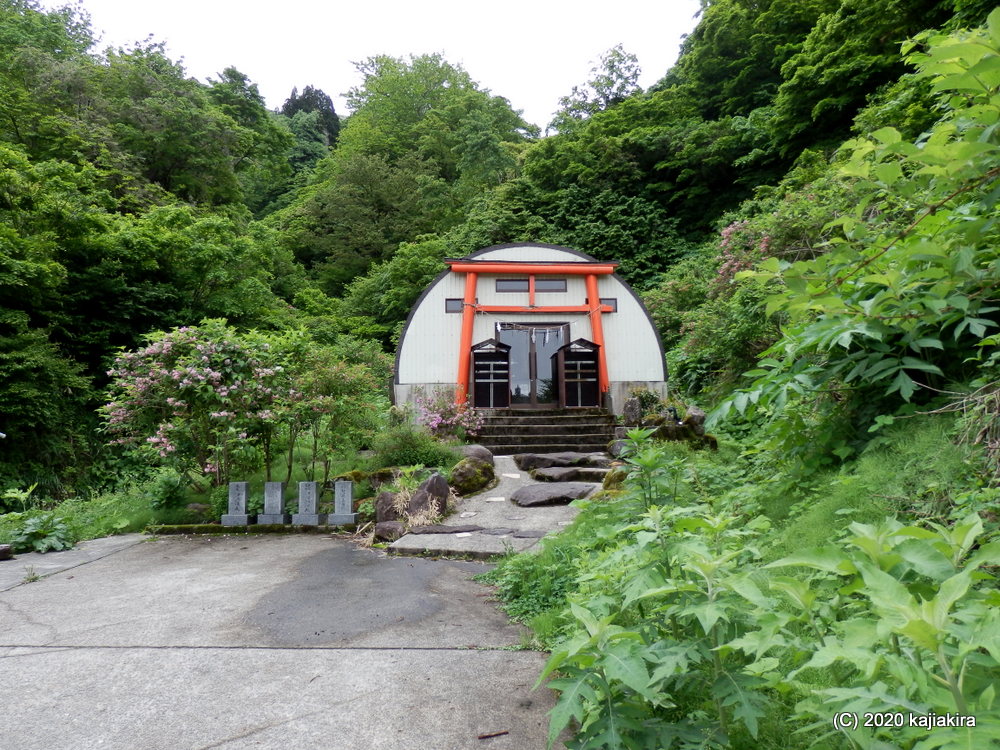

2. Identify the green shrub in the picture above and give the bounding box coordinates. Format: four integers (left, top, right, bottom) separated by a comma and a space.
367, 424, 461, 470
146, 468, 188, 510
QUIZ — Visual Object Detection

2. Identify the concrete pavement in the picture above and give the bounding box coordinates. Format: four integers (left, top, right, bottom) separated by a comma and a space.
0, 533, 563, 749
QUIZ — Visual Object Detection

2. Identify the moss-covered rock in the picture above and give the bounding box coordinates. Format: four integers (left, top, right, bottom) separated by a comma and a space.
602, 466, 629, 491
448, 457, 495, 496
332, 469, 368, 484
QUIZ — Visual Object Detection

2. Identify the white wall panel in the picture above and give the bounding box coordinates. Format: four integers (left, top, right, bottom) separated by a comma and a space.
397, 245, 666, 388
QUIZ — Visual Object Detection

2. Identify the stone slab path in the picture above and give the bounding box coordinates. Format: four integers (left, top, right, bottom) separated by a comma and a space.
389, 455, 601, 558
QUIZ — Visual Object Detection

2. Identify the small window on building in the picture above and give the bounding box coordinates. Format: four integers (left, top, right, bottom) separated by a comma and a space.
496, 278, 529, 293
600, 297, 618, 312
445, 298, 464, 313
535, 278, 567, 293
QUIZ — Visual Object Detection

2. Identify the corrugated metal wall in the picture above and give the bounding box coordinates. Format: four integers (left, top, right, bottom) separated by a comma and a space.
396, 245, 666, 386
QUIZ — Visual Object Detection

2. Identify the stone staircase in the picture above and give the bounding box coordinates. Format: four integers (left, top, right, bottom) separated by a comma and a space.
474, 408, 616, 455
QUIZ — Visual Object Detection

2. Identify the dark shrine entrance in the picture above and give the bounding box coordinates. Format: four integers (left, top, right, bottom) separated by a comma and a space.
471, 326, 601, 409
498, 323, 567, 408
471, 339, 511, 408
554, 338, 601, 408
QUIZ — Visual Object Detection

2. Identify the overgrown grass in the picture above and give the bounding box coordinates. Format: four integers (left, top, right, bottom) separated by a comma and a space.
482, 412, 997, 748
765, 414, 978, 559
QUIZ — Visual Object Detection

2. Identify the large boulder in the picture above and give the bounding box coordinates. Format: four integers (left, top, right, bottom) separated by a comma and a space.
375, 490, 400, 523
449, 457, 495, 496
682, 407, 707, 436
366, 468, 399, 491
623, 397, 643, 427
511, 482, 595, 507
602, 466, 629, 491
460, 444, 495, 465
608, 439, 628, 458
374, 521, 405, 541
407, 472, 450, 517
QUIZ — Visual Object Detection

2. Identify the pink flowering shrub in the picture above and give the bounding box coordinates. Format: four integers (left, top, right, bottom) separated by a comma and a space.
103, 321, 388, 488
413, 388, 484, 441
713, 219, 772, 296
102, 320, 286, 486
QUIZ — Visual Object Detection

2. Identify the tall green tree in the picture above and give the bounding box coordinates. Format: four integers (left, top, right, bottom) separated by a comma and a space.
281, 85, 340, 145
549, 44, 642, 133
271, 53, 534, 293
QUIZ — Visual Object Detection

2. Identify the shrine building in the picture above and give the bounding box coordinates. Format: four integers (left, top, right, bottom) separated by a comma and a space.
393, 243, 667, 414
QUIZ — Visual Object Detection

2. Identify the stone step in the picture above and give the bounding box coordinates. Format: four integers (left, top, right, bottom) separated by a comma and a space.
531, 466, 610, 483
477, 407, 609, 417
480, 435, 614, 450
478, 414, 616, 427
483, 442, 611, 455
477, 424, 614, 438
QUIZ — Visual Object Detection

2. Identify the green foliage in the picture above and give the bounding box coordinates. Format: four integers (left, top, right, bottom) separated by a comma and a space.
764, 514, 1000, 746
103, 320, 386, 487
272, 53, 533, 293
338, 235, 451, 344
280, 85, 339, 146
658, 0, 836, 120
641, 249, 714, 349
483, 417, 1000, 748
0, 482, 37, 513
367, 423, 461, 471
665, 277, 782, 397
12, 512, 74, 552
549, 44, 642, 134
145, 468, 187, 510
769, 0, 955, 155
716, 14, 1000, 455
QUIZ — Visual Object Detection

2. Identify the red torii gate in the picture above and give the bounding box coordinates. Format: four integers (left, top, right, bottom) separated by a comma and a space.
446, 260, 618, 405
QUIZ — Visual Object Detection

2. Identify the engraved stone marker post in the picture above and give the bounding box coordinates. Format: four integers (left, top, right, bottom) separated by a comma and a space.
257, 481, 290, 524
292, 481, 326, 526
221, 482, 255, 526
328, 479, 357, 526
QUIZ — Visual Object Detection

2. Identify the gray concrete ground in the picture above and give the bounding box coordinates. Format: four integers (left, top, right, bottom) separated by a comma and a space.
389, 455, 590, 557
0, 533, 563, 750
0, 533, 146, 592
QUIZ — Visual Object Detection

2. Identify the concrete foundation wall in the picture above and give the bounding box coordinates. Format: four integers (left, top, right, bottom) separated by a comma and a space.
394, 380, 668, 417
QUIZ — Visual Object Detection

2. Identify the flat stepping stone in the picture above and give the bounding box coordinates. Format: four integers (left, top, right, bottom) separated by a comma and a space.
513, 452, 611, 471
512, 529, 547, 538
408, 524, 484, 534
511, 482, 595, 507
479, 528, 516, 536
532, 466, 610, 483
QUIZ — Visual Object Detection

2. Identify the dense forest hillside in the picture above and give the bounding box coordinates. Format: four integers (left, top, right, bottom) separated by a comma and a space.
0, 0, 994, 488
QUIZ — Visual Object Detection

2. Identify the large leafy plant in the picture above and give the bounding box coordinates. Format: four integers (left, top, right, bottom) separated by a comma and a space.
714, 11, 1000, 447
12, 513, 75, 553
757, 514, 1000, 748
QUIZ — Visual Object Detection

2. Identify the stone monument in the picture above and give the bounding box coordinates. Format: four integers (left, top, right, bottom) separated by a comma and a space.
328, 479, 357, 526
221, 482, 255, 526
291, 481, 326, 526
257, 481, 290, 524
